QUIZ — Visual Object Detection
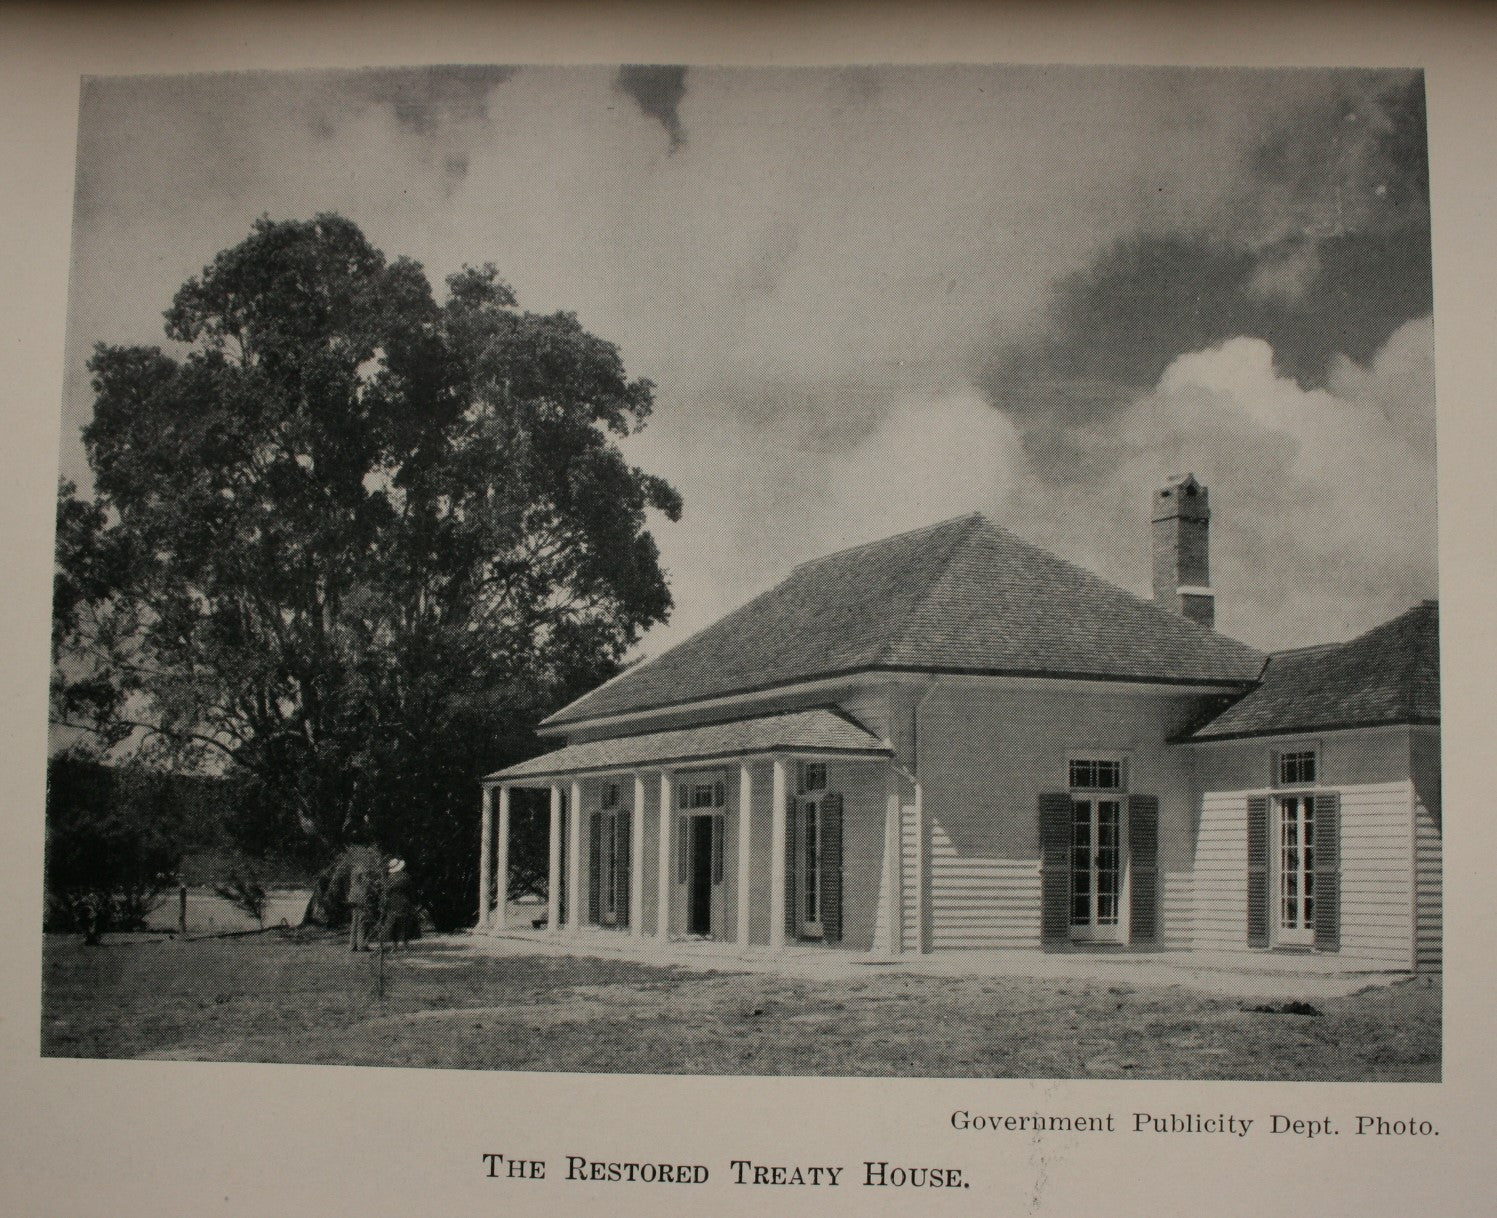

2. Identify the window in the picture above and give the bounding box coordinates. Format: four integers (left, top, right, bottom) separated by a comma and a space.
1275, 795, 1315, 945
800, 798, 823, 935
1277, 749, 1318, 786
1067, 756, 1128, 942
678, 775, 726, 809
798, 761, 827, 794
601, 782, 619, 810
1069, 758, 1124, 791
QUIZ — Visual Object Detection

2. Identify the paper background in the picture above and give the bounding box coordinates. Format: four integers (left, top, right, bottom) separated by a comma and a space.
2, 3, 1492, 1214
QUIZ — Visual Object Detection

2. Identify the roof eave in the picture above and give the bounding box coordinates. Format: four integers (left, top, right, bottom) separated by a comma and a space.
1179, 715, 1441, 745
543, 662, 1262, 736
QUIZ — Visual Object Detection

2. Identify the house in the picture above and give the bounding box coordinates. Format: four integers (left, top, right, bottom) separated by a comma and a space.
478, 475, 1441, 972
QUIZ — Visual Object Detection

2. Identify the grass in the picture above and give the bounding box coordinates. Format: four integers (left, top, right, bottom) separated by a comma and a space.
40, 933, 1440, 1080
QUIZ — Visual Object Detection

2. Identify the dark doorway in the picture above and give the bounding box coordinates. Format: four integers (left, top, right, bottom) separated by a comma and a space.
688, 816, 713, 936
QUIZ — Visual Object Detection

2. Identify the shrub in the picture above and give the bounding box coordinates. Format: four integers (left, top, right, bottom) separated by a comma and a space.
45, 756, 185, 938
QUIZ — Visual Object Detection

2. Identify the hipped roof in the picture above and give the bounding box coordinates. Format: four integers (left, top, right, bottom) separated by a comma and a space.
1188, 601, 1440, 741
546, 512, 1265, 728
487, 707, 890, 783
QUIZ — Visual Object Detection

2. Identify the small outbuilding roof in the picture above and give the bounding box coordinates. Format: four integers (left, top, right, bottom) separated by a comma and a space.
1188, 601, 1440, 742
487, 707, 891, 783
545, 513, 1265, 728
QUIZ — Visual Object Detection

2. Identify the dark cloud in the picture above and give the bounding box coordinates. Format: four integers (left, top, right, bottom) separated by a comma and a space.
614, 65, 688, 151
341, 64, 517, 136
977, 72, 1432, 479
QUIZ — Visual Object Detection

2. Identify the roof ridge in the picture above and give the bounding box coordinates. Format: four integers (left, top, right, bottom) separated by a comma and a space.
876, 512, 991, 665
789, 511, 983, 573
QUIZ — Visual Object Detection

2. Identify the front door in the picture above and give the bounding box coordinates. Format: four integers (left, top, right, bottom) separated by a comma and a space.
1070, 796, 1124, 942
688, 815, 714, 936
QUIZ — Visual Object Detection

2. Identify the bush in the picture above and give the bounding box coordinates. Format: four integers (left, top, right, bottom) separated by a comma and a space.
45, 756, 185, 938
212, 859, 269, 927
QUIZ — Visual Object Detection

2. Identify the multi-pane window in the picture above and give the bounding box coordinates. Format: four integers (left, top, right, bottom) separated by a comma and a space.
1069, 758, 1124, 791
1071, 798, 1122, 930
799, 762, 828, 794
1278, 750, 1317, 786
1068, 757, 1126, 939
601, 783, 619, 810
1277, 795, 1315, 943
803, 802, 821, 924
678, 777, 725, 809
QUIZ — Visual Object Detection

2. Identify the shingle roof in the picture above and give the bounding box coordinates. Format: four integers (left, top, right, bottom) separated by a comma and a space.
547, 513, 1266, 728
487, 708, 890, 781
1188, 601, 1440, 741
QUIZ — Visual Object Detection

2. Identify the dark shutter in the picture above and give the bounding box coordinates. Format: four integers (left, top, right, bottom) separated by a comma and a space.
820, 793, 844, 943
1039, 793, 1072, 946
1247, 795, 1269, 948
712, 815, 724, 884
1313, 792, 1340, 952
588, 812, 602, 926
616, 810, 631, 928
1269, 750, 1282, 788
784, 797, 799, 941
1128, 794, 1159, 944
677, 816, 689, 884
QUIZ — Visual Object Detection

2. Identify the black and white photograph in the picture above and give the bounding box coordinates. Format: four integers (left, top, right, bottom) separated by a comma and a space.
5, 5, 1493, 1215
40, 59, 1442, 1079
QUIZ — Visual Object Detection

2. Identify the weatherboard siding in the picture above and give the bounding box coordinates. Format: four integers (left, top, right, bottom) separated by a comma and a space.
917, 681, 1207, 950
1191, 781, 1413, 966
1411, 727, 1442, 972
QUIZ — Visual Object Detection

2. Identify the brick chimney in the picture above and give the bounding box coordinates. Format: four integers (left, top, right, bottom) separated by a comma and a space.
1152, 474, 1214, 629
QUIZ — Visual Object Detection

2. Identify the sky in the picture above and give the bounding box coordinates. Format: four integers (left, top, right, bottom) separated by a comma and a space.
61, 64, 1436, 660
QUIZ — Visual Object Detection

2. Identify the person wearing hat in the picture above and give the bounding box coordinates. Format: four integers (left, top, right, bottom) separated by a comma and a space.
379, 856, 417, 950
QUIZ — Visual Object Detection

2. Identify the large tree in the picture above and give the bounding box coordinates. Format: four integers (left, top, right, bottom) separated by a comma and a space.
53, 214, 681, 928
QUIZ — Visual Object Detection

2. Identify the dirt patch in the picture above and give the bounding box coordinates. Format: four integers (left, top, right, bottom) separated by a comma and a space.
41, 934, 1440, 1080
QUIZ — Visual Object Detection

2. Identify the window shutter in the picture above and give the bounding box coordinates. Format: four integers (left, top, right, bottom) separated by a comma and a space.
820, 793, 844, 943
712, 815, 724, 885
1247, 795, 1269, 948
615, 810, 631, 928
784, 797, 799, 941
1269, 750, 1282, 788
677, 816, 689, 884
1313, 792, 1340, 952
1128, 794, 1159, 944
588, 812, 602, 926
1038, 792, 1072, 946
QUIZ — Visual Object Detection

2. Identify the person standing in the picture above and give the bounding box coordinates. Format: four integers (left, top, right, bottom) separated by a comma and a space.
346, 845, 382, 952
380, 856, 417, 950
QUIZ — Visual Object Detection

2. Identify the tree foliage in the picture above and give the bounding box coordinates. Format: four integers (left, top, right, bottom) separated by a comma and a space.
44, 755, 187, 937
53, 214, 680, 929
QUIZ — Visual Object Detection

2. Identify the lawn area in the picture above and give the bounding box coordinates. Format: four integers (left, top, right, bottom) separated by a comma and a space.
40, 933, 1440, 1080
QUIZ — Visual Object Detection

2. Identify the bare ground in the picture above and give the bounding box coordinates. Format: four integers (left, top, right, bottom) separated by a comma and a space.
40, 932, 1440, 1081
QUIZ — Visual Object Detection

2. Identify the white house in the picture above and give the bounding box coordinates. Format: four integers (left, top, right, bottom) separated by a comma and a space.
478, 476, 1441, 972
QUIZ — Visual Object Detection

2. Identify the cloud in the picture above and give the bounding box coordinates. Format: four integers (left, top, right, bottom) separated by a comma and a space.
976, 71, 1431, 472
997, 316, 1437, 651
625, 387, 1024, 657
614, 65, 688, 151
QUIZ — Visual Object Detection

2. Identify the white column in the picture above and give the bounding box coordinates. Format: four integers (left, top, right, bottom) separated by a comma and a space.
736, 762, 754, 948
567, 779, 584, 932
769, 758, 788, 951
656, 771, 673, 939
478, 786, 494, 932
630, 773, 646, 939
885, 767, 903, 956
914, 778, 926, 954
546, 783, 562, 936
494, 785, 511, 931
